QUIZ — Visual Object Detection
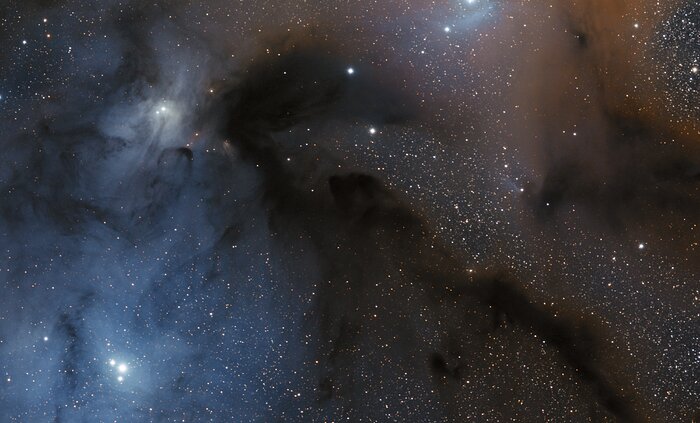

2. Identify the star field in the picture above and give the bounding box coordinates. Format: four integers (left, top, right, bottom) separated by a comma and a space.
0, 1, 698, 422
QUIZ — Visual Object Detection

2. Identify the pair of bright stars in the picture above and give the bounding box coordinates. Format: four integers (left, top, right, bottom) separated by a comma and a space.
344, 67, 379, 136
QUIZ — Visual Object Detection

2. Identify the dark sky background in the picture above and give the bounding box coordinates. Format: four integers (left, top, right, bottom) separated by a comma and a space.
0, 0, 698, 422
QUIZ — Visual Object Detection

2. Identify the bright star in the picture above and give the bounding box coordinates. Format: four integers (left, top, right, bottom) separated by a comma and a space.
638, 243, 645, 250
347, 67, 355, 75
117, 363, 128, 373
444, 26, 451, 33
369, 127, 377, 135
109, 359, 116, 367
117, 376, 124, 382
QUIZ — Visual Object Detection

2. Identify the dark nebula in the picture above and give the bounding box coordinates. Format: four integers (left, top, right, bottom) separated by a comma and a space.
0, 1, 697, 422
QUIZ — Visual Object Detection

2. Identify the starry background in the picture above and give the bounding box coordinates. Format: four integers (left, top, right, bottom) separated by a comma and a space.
0, 0, 698, 422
